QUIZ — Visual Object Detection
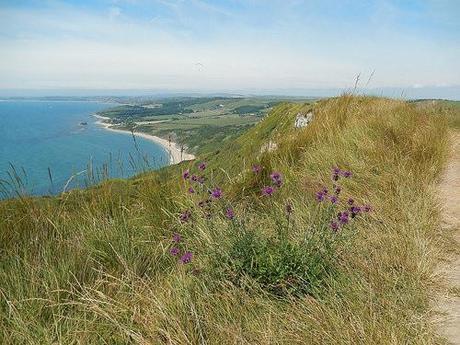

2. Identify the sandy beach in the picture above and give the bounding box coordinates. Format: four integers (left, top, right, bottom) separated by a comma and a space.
93, 115, 195, 165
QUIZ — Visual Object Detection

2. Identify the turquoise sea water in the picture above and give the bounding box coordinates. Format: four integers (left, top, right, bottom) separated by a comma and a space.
0, 101, 169, 198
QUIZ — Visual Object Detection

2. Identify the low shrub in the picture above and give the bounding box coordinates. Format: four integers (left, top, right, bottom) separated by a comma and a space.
174, 161, 370, 297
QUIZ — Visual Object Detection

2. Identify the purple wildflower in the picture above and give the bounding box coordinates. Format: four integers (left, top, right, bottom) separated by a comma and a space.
170, 247, 180, 256
252, 164, 262, 173
210, 187, 222, 199
329, 195, 338, 204
363, 205, 372, 212
180, 210, 191, 223
332, 167, 341, 181
341, 170, 352, 178
334, 185, 342, 195
191, 175, 198, 182
270, 172, 283, 187
172, 233, 181, 243
198, 176, 205, 184
315, 191, 325, 202
350, 206, 361, 218
198, 162, 207, 171
188, 187, 195, 194
180, 251, 193, 264
225, 207, 235, 220
270, 171, 281, 181
347, 198, 354, 205
322, 187, 328, 195
262, 186, 275, 196
330, 221, 339, 231
337, 211, 349, 225
182, 169, 190, 180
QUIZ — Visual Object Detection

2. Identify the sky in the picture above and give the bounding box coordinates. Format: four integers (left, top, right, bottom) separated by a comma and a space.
0, 0, 459, 98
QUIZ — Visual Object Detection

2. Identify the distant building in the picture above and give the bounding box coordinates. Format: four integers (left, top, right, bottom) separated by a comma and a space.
295, 111, 313, 128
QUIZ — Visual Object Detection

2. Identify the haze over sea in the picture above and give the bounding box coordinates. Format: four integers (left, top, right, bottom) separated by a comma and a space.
0, 100, 169, 198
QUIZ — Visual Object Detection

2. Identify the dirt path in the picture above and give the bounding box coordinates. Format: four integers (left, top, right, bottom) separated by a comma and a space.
437, 131, 460, 344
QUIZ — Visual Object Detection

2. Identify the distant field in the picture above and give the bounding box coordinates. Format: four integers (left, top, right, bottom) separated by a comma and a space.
98, 96, 314, 153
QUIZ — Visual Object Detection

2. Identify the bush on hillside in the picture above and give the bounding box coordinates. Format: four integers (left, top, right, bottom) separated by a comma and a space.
172, 161, 371, 297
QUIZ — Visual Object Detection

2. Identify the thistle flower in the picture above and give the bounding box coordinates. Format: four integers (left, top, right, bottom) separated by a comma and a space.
332, 167, 340, 181
182, 169, 190, 180
188, 187, 195, 194
334, 185, 342, 195
347, 198, 354, 205
350, 206, 361, 218
198, 162, 207, 171
341, 170, 352, 178
363, 205, 372, 212
172, 233, 181, 243
180, 210, 191, 223
180, 251, 193, 264
337, 211, 349, 224
329, 195, 338, 204
210, 187, 222, 199
262, 186, 275, 196
252, 164, 262, 173
270, 172, 283, 187
191, 175, 198, 182
225, 207, 235, 220
170, 247, 180, 256
330, 221, 339, 231
270, 172, 281, 181
315, 191, 325, 202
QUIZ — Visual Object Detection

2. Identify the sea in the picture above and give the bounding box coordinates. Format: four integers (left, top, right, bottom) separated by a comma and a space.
0, 100, 169, 198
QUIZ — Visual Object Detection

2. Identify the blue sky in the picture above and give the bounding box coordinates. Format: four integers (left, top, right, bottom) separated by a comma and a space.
0, 0, 459, 96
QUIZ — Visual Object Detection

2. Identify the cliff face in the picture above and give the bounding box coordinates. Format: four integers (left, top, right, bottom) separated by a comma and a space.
0, 96, 452, 344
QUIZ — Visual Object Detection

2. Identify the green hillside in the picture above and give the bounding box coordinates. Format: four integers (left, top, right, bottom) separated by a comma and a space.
0, 96, 454, 343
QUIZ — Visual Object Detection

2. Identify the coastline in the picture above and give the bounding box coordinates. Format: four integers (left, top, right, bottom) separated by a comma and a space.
93, 115, 195, 165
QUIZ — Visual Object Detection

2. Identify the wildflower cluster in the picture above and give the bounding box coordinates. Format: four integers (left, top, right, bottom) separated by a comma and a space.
315, 167, 372, 231
181, 161, 237, 222
177, 160, 373, 296
169, 232, 193, 264
257, 167, 284, 197
227, 165, 372, 296
331, 167, 352, 181
174, 161, 240, 265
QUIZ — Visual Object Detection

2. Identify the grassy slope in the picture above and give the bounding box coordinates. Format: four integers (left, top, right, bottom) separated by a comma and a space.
0, 96, 452, 344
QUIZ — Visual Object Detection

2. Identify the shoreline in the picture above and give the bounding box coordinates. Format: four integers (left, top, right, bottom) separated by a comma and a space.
93, 114, 195, 165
